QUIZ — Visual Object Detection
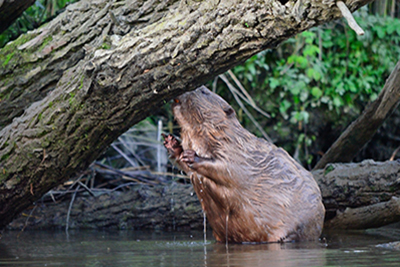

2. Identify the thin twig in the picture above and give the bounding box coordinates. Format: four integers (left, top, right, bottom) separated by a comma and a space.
219, 74, 273, 143
94, 162, 160, 185
227, 70, 256, 106
212, 76, 219, 93
150, 171, 189, 180
121, 166, 150, 171
45, 189, 86, 195
220, 75, 271, 119
65, 184, 81, 233
121, 175, 147, 184
111, 143, 139, 167
77, 181, 96, 197
110, 182, 138, 192
157, 120, 163, 173
390, 146, 400, 161
337, 1, 365, 35
66, 173, 85, 192
17, 205, 37, 238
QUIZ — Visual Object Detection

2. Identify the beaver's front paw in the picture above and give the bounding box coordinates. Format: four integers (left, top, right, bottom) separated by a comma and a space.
162, 134, 182, 158
180, 149, 196, 166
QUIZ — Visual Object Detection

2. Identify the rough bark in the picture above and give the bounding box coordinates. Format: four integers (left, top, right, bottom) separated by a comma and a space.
7, 160, 400, 231
0, 0, 36, 34
324, 196, 400, 229
316, 160, 400, 228
8, 182, 204, 230
0, 0, 178, 129
314, 60, 400, 170
0, 0, 373, 230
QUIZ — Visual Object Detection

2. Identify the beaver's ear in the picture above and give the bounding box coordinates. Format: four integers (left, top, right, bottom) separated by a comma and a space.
223, 107, 235, 117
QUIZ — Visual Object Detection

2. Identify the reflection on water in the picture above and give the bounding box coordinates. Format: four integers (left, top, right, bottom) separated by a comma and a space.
1, 229, 400, 266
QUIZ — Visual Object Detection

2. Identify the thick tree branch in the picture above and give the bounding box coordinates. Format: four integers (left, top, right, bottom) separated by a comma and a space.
0, 0, 179, 129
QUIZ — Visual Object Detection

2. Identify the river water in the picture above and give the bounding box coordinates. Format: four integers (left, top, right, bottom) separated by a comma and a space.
1, 228, 400, 266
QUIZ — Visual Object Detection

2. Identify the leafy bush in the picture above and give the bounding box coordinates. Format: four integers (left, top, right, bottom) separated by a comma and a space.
224, 8, 400, 166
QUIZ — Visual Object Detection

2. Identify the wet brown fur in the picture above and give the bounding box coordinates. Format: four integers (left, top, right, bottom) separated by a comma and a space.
166, 86, 325, 243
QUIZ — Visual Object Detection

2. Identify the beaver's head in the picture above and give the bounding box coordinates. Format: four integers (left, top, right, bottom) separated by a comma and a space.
172, 86, 237, 131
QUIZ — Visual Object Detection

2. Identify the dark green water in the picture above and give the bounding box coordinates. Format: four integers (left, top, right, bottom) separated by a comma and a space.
1, 228, 400, 266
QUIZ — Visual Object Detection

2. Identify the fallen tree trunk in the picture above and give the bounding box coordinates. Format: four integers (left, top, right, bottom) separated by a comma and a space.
0, 0, 373, 230
316, 160, 400, 228
8, 182, 205, 231
7, 160, 400, 231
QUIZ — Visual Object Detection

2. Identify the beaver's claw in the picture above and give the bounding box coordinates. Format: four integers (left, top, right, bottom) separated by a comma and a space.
162, 134, 183, 159
180, 149, 196, 166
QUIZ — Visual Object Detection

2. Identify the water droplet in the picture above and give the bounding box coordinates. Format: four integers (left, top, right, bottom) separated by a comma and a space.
200, 189, 203, 193
190, 192, 194, 196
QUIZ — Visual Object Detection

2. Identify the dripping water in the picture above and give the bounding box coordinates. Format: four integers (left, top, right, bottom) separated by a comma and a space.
170, 196, 176, 230
225, 213, 229, 249
203, 212, 208, 266
225, 213, 230, 267
203, 212, 207, 244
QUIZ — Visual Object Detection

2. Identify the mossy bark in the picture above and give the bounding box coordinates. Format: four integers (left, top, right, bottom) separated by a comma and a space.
0, 0, 373, 229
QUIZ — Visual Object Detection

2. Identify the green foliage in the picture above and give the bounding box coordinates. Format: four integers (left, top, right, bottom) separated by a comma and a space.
229, 8, 400, 164
0, 0, 77, 48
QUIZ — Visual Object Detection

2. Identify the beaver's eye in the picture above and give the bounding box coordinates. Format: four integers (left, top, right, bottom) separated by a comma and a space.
201, 89, 210, 95
224, 107, 234, 117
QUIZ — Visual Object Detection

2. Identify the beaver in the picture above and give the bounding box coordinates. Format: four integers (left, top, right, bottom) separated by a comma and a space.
163, 86, 325, 243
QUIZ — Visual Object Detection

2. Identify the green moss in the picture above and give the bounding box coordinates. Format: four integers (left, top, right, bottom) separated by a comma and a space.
184, 204, 198, 213
1, 32, 37, 53
0, 141, 8, 150
37, 35, 53, 52
323, 165, 334, 175
48, 101, 53, 108
0, 153, 10, 162
38, 129, 48, 138
100, 43, 111, 50
79, 76, 84, 90
0, 33, 36, 67
0, 168, 7, 183
41, 140, 50, 148
0, 87, 12, 101
68, 92, 76, 106
2, 51, 15, 67
389, 185, 398, 192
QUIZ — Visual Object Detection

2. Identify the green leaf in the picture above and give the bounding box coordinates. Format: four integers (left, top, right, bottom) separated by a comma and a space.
303, 45, 320, 57
333, 96, 343, 107
269, 78, 280, 89
376, 26, 386, 38
387, 23, 397, 34
279, 100, 292, 120
311, 87, 323, 98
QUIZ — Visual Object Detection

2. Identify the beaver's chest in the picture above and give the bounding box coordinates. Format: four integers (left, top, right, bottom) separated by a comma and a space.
190, 172, 277, 243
